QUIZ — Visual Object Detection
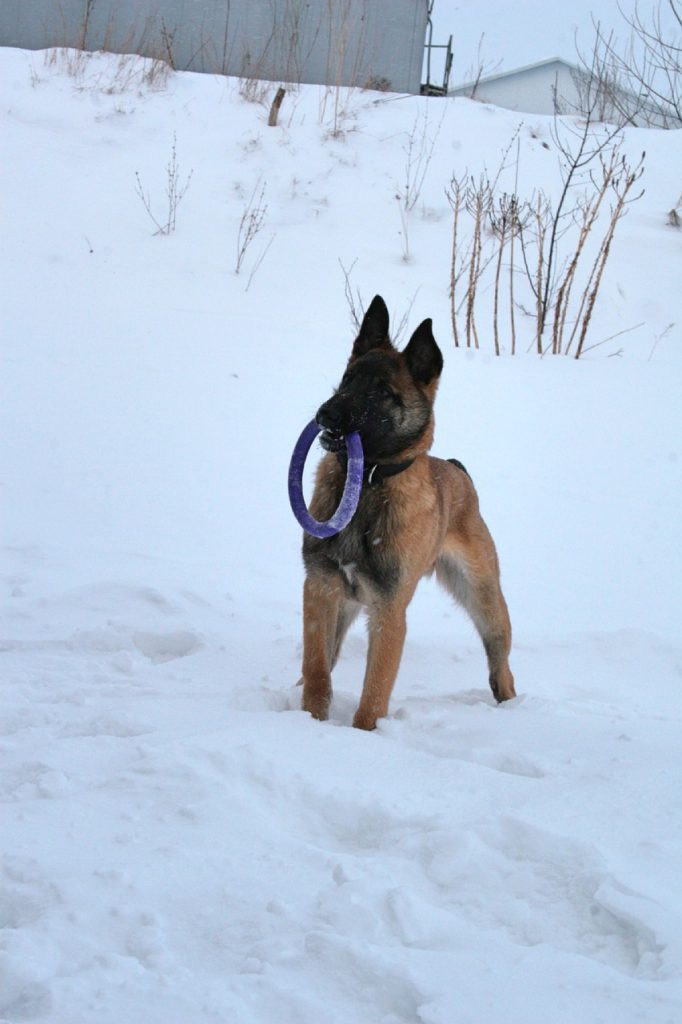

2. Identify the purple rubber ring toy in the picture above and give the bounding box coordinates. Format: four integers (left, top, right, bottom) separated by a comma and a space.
288, 420, 364, 538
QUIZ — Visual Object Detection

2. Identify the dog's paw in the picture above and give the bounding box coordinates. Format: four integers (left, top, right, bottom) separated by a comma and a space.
352, 710, 378, 731
302, 689, 331, 721
490, 669, 516, 703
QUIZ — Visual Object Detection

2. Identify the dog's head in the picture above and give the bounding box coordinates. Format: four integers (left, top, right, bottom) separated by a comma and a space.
316, 295, 443, 461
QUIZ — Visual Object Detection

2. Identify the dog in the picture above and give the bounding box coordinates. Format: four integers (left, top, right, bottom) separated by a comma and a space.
299, 295, 515, 730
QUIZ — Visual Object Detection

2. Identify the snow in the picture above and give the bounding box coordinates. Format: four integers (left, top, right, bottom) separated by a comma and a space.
1, 45, 681, 1023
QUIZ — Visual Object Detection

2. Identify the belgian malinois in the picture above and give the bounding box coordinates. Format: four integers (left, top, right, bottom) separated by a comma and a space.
300, 295, 515, 730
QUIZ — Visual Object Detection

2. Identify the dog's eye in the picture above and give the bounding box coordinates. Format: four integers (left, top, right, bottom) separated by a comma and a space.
379, 383, 400, 404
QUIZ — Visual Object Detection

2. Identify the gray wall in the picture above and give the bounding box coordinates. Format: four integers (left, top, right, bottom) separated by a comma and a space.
0, 0, 428, 93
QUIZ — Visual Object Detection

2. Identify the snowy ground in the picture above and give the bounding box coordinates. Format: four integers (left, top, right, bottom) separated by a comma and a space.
1, 47, 681, 1023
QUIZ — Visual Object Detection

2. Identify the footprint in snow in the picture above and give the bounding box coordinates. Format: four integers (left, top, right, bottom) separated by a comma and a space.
0, 887, 47, 929
0, 858, 57, 1020
60, 714, 152, 739
132, 629, 203, 664
422, 817, 667, 978
0, 966, 52, 1022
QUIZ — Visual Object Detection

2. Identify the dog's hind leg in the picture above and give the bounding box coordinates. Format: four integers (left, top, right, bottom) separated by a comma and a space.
436, 540, 515, 703
301, 573, 345, 721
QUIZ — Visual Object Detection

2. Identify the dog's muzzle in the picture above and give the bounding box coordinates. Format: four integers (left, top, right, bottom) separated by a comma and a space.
318, 428, 346, 453
316, 399, 351, 452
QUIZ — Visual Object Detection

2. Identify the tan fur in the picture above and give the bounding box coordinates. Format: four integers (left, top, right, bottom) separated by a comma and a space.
301, 449, 515, 731
299, 301, 515, 730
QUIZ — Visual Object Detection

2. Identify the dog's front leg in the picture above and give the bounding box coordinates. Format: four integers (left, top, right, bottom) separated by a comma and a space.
353, 602, 408, 731
301, 572, 344, 721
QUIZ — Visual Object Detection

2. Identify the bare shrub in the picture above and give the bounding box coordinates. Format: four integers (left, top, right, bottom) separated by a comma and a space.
364, 75, 391, 92
447, 123, 644, 357
581, 1, 682, 128
398, 106, 446, 213
238, 47, 274, 106
339, 259, 419, 344
318, 0, 370, 136
44, 43, 172, 95
107, 53, 172, 94
528, 103, 624, 341
158, 18, 177, 71
319, 84, 359, 139
235, 178, 275, 289
236, 179, 268, 274
394, 105, 446, 262
461, 33, 503, 99
339, 258, 363, 332
446, 129, 522, 350
134, 134, 193, 236
44, 45, 89, 81
570, 154, 646, 357
239, 76, 273, 105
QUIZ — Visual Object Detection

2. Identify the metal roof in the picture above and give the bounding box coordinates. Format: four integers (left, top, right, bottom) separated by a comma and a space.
452, 56, 582, 94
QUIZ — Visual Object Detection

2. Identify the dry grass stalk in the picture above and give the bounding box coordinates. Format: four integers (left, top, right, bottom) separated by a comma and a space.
464, 178, 494, 349
491, 195, 519, 356
236, 179, 268, 274
339, 258, 363, 331
446, 176, 466, 347
534, 197, 547, 354
574, 153, 645, 357
508, 196, 519, 356
134, 133, 193, 236
400, 107, 446, 213
239, 70, 272, 105
551, 151, 618, 354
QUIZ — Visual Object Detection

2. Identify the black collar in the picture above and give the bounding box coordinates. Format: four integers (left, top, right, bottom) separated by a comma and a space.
336, 452, 415, 487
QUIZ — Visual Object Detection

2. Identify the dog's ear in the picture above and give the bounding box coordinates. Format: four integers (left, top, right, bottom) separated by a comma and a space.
403, 318, 443, 385
352, 295, 391, 358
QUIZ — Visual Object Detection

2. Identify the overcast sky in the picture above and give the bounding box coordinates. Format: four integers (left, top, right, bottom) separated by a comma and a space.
429, 0, 679, 84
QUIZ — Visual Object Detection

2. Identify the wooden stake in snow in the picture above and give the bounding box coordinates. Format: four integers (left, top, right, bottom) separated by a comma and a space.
268, 87, 286, 127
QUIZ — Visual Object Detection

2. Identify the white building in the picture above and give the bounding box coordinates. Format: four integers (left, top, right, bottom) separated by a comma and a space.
451, 56, 672, 126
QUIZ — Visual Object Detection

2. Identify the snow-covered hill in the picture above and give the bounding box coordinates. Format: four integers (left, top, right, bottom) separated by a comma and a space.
1, 47, 681, 1023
